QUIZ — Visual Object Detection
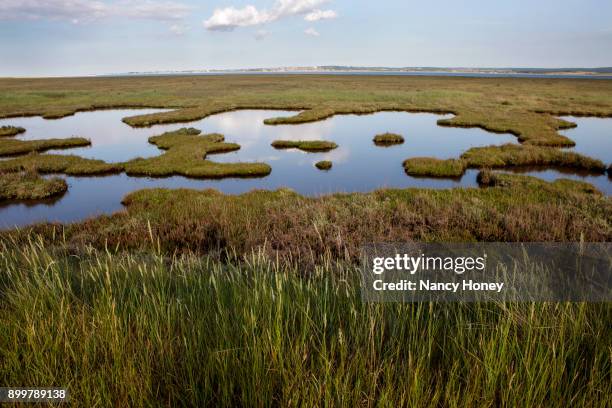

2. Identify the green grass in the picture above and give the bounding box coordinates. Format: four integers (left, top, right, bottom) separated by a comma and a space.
1, 76, 611, 406
0, 238, 609, 406
271, 139, 338, 152
373, 132, 404, 145
0, 125, 25, 137
123, 127, 271, 178
403, 157, 466, 177
402, 144, 607, 178
461, 143, 606, 170
315, 160, 332, 170
0, 170, 67, 201
0, 136, 90, 156
0, 153, 123, 175
0, 76, 610, 179
0, 128, 271, 179
263, 107, 335, 125
477, 169, 602, 193
2, 75, 611, 147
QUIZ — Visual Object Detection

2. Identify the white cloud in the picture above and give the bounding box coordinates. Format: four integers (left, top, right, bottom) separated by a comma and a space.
304, 9, 336, 22
204, 5, 272, 31
204, 0, 335, 31
274, 0, 328, 15
304, 27, 319, 36
0, 0, 191, 22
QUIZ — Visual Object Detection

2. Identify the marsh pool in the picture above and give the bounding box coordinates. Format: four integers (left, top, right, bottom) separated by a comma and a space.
0, 109, 609, 228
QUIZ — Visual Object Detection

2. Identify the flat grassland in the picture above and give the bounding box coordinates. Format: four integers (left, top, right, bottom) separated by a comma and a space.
1, 75, 611, 147
0, 75, 611, 406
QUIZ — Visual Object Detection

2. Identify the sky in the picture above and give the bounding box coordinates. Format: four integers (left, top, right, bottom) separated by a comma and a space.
0, 0, 611, 76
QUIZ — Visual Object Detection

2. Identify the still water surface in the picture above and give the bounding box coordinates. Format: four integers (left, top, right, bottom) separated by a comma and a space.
0, 109, 609, 228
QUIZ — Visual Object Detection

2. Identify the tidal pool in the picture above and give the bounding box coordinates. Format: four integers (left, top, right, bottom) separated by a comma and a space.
0, 109, 171, 162
559, 116, 612, 164
0, 109, 609, 228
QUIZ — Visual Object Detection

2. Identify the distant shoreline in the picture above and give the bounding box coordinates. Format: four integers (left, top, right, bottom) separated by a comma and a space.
105, 70, 612, 80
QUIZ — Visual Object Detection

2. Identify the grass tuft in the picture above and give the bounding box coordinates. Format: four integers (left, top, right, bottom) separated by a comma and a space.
0, 125, 26, 137
315, 160, 332, 170
403, 157, 466, 177
271, 140, 338, 152
0, 170, 67, 201
373, 132, 404, 145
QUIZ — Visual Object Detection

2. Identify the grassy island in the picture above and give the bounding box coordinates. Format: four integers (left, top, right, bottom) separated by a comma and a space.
373, 132, 404, 145
315, 160, 332, 170
0, 170, 67, 201
0, 125, 26, 137
124, 128, 271, 178
271, 139, 338, 152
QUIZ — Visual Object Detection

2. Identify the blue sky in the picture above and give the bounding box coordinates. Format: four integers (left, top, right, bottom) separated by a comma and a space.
0, 0, 611, 76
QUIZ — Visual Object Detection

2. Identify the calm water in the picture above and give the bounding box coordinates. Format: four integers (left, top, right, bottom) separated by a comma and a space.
0, 109, 609, 228
115, 72, 612, 80
559, 116, 612, 164
3, 109, 171, 162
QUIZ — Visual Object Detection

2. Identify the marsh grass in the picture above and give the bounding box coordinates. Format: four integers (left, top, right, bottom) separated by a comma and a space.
263, 107, 336, 125
271, 140, 338, 152
315, 160, 332, 170
0, 238, 609, 406
5, 174, 609, 260
403, 157, 466, 177
0, 128, 271, 179
0, 153, 123, 175
403, 144, 606, 178
373, 132, 404, 146
0, 125, 25, 137
461, 143, 606, 170
0, 137, 90, 156
476, 169, 602, 194
3, 75, 611, 146
0, 170, 67, 200
124, 127, 271, 178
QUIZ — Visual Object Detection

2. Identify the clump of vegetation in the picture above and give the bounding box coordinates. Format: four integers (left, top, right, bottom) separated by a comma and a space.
436, 111, 578, 147
403, 157, 466, 177
263, 108, 335, 125
271, 140, 338, 152
0, 137, 90, 156
0, 170, 67, 201
476, 169, 601, 194
0, 153, 122, 175
0, 125, 26, 137
124, 127, 271, 178
403, 144, 606, 178
461, 143, 606, 171
373, 132, 404, 145
476, 169, 496, 186
315, 160, 332, 170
